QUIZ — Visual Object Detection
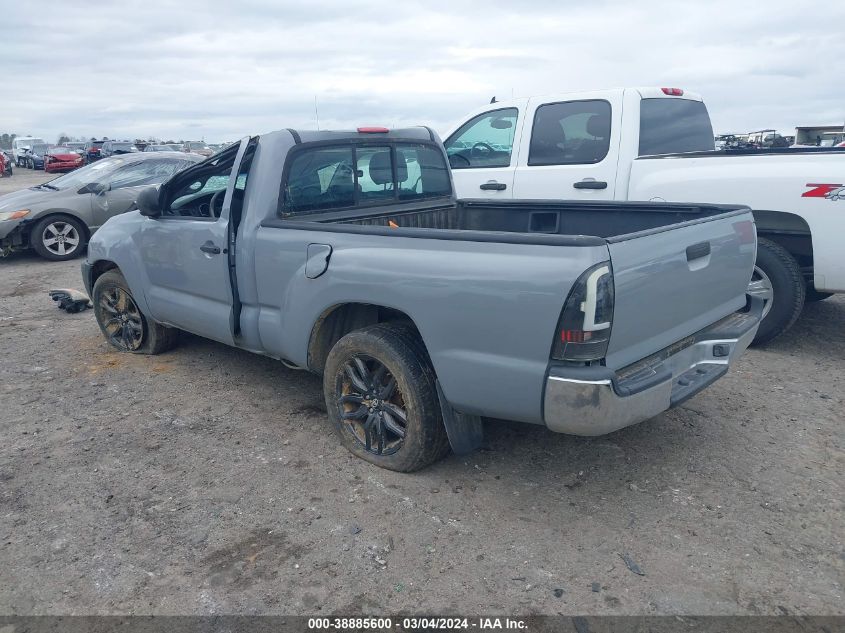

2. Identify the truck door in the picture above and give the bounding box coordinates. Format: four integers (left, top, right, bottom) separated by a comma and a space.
443, 106, 522, 198
511, 95, 621, 200
135, 138, 251, 346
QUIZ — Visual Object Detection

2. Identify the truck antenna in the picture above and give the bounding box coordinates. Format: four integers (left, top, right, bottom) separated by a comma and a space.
314, 96, 320, 130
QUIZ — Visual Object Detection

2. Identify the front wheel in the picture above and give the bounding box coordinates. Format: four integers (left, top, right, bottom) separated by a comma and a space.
30, 216, 87, 261
748, 238, 805, 345
92, 270, 177, 355
323, 323, 450, 472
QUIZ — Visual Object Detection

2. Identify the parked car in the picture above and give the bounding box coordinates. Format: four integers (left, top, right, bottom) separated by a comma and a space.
0, 152, 202, 260
166, 144, 182, 152
84, 140, 105, 163
101, 141, 139, 157
81, 128, 761, 472
12, 137, 46, 167
445, 86, 845, 344
0, 151, 9, 177
44, 146, 85, 173
23, 143, 49, 169
64, 142, 87, 156
182, 141, 213, 157
143, 144, 177, 152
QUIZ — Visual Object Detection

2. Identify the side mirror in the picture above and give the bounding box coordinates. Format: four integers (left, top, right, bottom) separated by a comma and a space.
137, 186, 162, 218
80, 182, 108, 195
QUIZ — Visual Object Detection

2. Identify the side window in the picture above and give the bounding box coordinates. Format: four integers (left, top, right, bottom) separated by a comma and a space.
528, 100, 612, 166
160, 144, 248, 219
284, 147, 355, 214
443, 108, 518, 169
109, 160, 183, 189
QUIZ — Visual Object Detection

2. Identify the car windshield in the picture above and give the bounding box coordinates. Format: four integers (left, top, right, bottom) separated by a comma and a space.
49, 147, 72, 154
42, 156, 132, 190
32, 144, 48, 154
112, 143, 134, 150
187, 142, 207, 149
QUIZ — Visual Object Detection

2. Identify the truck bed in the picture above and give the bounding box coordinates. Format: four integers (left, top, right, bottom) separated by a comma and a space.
303, 198, 749, 243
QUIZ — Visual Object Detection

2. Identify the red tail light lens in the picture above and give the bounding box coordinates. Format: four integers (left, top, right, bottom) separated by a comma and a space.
357, 126, 389, 133
551, 262, 614, 362
661, 87, 684, 96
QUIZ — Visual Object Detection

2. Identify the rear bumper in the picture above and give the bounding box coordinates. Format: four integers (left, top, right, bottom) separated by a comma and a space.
542, 297, 763, 436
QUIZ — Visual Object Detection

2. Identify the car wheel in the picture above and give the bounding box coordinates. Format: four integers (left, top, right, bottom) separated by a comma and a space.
748, 237, 805, 345
93, 269, 177, 355
323, 323, 450, 472
29, 216, 87, 261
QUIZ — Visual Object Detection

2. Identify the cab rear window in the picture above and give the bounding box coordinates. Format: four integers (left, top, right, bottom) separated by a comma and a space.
281, 142, 451, 216
638, 98, 715, 155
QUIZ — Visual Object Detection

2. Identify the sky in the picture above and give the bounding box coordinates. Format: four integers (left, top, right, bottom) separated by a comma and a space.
3, 0, 844, 144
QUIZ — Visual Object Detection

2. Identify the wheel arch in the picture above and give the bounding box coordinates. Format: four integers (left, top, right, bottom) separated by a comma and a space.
307, 302, 430, 374
752, 210, 813, 273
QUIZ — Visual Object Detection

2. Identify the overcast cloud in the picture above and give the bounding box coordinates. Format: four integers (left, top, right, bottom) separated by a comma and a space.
4, 0, 844, 143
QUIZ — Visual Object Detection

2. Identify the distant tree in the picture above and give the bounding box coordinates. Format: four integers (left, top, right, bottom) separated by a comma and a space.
90, 137, 97, 141
0, 133, 16, 149
58, 133, 70, 144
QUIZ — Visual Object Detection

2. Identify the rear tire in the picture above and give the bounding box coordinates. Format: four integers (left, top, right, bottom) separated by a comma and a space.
323, 323, 450, 472
750, 238, 805, 345
92, 270, 177, 355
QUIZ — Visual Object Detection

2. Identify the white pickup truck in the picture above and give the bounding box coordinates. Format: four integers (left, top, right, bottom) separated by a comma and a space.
444, 87, 845, 343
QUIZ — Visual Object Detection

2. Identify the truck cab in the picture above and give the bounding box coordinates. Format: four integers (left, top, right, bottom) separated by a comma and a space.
445, 87, 845, 343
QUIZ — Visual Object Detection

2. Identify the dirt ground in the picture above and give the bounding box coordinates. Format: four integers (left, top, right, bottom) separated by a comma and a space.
0, 167, 842, 616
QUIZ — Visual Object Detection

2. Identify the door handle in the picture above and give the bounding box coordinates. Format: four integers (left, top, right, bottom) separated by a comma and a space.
200, 242, 221, 255
573, 180, 608, 189
686, 241, 711, 261
480, 181, 507, 191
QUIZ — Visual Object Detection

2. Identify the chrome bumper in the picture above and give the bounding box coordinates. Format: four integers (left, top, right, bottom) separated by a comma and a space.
543, 298, 763, 436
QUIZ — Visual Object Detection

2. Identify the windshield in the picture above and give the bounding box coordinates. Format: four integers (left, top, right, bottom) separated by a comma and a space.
31, 144, 48, 154
112, 143, 135, 150
187, 142, 208, 149
43, 156, 132, 190
19, 138, 45, 148
49, 147, 72, 154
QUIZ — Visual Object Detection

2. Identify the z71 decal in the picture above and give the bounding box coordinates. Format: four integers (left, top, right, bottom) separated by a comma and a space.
802, 183, 845, 200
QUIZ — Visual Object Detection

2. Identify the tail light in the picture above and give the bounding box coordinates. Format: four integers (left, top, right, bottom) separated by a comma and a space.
661, 87, 684, 96
551, 262, 614, 362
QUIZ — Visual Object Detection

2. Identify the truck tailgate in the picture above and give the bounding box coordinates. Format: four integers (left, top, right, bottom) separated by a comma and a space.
604, 210, 756, 370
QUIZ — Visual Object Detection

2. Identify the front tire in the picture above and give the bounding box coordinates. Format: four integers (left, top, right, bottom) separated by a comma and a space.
323, 323, 450, 472
30, 216, 87, 261
93, 270, 177, 355
749, 238, 805, 345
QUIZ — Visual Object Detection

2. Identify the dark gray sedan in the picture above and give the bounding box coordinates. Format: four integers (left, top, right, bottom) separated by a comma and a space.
0, 153, 203, 260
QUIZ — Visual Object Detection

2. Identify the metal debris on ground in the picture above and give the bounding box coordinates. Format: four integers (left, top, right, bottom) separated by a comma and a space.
619, 553, 646, 576
48, 289, 92, 313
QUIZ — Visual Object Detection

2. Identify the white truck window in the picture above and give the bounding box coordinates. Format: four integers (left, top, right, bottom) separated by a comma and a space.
528, 100, 611, 166
444, 108, 518, 169
638, 98, 714, 155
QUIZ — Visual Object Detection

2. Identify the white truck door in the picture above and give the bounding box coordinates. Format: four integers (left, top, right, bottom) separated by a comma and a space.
443, 104, 524, 198
511, 92, 623, 200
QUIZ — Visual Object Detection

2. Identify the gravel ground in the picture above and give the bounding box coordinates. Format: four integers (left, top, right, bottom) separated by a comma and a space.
0, 167, 843, 616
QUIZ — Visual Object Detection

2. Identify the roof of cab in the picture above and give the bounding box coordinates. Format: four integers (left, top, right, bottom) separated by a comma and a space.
293, 127, 435, 144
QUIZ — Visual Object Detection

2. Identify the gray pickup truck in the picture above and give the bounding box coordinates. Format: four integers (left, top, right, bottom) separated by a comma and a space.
82, 127, 762, 471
